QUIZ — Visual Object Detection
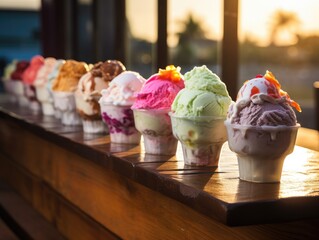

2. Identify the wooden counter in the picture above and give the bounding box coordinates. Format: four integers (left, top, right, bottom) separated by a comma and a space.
0, 96, 319, 239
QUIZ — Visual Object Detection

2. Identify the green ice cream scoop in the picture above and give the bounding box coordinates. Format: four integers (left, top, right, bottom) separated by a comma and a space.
172, 65, 232, 117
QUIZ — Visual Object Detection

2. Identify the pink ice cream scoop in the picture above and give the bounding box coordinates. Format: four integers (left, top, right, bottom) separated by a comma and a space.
11, 61, 29, 80
21, 55, 45, 111
132, 65, 185, 155
22, 55, 45, 85
132, 65, 185, 110
34, 57, 57, 87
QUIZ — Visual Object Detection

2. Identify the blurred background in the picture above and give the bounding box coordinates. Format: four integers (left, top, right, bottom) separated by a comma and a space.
0, 0, 318, 129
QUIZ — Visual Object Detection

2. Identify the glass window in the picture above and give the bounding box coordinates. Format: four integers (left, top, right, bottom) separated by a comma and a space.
125, 0, 157, 77
167, 0, 223, 74
239, 0, 319, 129
75, 0, 94, 62
0, 0, 41, 76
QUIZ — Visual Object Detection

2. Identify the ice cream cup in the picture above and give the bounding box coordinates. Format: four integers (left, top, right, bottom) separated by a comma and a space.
169, 113, 227, 166
224, 122, 300, 183
133, 109, 177, 155
75, 93, 107, 134
11, 81, 28, 106
81, 119, 106, 134
54, 108, 62, 119
2, 79, 17, 103
2, 79, 10, 93
35, 85, 55, 115
52, 91, 82, 125
100, 103, 140, 144
24, 83, 41, 112
48, 88, 61, 118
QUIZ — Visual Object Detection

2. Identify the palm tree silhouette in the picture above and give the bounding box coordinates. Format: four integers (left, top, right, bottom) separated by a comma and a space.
174, 14, 207, 65
177, 14, 206, 45
269, 10, 300, 46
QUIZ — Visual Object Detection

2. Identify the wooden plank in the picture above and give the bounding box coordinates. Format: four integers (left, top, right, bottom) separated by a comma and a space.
1, 97, 319, 239
0, 101, 319, 227
0, 155, 120, 240
0, 181, 65, 240
0, 137, 319, 239
0, 218, 19, 240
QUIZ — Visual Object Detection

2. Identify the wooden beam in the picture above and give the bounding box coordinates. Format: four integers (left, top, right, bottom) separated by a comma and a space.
314, 81, 319, 130
222, 0, 239, 100
157, 0, 168, 69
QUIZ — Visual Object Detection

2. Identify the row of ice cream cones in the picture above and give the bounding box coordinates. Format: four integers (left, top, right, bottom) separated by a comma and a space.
2, 57, 301, 183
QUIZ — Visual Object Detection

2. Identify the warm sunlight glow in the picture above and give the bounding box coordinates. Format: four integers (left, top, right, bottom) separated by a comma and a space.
168, 0, 222, 47
175, 142, 185, 168
126, 0, 319, 48
280, 146, 318, 197
126, 0, 157, 42
239, 0, 319, 46
0, 0, 40, 10
126, 0, 222, 46
283, 146, 309, 173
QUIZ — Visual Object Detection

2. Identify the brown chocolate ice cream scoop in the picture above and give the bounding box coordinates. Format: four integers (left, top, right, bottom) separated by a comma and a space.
98, 60, 126, 82
90, 62, 103, 78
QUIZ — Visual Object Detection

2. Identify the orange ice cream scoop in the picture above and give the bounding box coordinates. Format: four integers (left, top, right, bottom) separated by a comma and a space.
237, 70, 301, 112
52, 60, 89, 92
264, 70, 301, 112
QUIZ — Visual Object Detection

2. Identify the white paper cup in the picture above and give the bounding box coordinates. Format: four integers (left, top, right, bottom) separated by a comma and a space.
36, 85, 55, 115
133, 109, 177, 155
225, 122, 300, 183
52, 91, 82, 125
24, 83, 41, 112
170, 113, 227, 166
82, 120, 107, 134
10, 81, 28, 106
100, 103, 140, 144
2, 79, 17, 102
75, 92, 107, 134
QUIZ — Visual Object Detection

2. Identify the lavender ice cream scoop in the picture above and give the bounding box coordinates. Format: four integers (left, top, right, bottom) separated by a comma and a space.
228, 101, 297, 126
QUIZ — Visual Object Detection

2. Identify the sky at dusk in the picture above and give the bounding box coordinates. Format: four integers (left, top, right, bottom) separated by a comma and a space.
2, 0, 319, 46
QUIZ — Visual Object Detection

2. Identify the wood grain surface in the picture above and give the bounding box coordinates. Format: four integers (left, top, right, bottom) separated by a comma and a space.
0, 96, 319, 239
0, 218, 19, 240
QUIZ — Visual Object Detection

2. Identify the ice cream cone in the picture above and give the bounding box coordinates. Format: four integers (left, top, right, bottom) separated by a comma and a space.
133, 109, 177, 155
225, 122, 299, 183
170, 113, 227, 166
100, 103, 140, 144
